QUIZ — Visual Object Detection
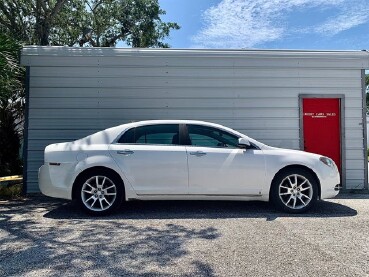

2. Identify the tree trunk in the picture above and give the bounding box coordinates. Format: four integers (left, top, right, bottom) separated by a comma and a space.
40, 21, 50, 46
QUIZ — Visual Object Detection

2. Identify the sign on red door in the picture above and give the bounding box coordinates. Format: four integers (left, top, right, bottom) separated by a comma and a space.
302, 98, 341, 172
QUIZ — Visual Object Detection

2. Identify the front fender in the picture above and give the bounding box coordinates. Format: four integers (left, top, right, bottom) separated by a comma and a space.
262, 150, 324, 199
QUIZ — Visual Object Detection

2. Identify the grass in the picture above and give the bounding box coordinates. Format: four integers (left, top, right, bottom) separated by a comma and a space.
0, 176, 23, 199
0, 183, 23, 199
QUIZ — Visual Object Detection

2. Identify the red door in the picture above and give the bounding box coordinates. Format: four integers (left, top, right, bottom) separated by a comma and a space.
302, 98, 341, 172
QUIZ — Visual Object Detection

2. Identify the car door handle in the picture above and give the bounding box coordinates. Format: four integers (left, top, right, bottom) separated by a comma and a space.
117, 150, 134, 155
189, 151, 207, 157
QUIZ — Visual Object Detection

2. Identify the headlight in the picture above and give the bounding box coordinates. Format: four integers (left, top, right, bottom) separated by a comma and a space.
319, 156, 335, 168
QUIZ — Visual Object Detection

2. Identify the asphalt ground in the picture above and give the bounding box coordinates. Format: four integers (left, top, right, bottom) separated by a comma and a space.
1, 194, 369, 277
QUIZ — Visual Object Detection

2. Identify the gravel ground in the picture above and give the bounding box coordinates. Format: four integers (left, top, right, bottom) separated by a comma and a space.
0, 194, 369, 277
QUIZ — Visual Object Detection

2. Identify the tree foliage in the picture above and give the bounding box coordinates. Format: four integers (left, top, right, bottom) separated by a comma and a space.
0, 0, 179, 176
0, 0, 180, 47
0, 35, 23, 105
0, 33, 24, 176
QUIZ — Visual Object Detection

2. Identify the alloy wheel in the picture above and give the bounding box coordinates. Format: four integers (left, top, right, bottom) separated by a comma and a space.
81, 175, 117, 212
278, 174, 313, 210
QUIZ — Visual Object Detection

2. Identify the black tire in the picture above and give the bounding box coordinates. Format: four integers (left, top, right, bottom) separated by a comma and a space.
270, 168, 318, 213
75, 169, 124, 216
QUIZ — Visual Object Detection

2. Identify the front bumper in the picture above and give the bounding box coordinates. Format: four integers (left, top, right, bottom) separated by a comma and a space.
319, 168, 341, 199
334, 184, 342, 191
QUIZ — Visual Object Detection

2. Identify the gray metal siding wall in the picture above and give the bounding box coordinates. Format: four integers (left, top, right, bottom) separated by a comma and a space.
22, 48, 369, 192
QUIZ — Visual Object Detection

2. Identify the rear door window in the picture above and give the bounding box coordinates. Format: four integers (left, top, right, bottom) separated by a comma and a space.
118, 124, 180, 145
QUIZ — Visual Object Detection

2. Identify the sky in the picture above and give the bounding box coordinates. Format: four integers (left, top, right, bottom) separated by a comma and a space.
159, 0, 369, 50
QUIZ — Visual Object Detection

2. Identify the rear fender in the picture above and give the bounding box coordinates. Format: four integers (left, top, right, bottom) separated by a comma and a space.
72, 154, 136, 200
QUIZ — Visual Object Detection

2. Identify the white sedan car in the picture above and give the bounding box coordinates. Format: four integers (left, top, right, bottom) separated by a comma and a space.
39, 120, 340, 215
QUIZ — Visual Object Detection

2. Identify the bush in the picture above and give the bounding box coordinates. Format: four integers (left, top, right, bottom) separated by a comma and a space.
0, 183, 22, 198
0, 178, 23, 199
0, 33, 24, 177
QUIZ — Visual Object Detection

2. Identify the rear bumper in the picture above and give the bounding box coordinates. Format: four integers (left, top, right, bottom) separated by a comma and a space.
39, 165, 72, 200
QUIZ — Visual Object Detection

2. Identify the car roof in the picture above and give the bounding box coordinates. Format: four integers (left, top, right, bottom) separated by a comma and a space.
75, 119, 265, 148
127, 119, 224, 128
119, 120, 243, 136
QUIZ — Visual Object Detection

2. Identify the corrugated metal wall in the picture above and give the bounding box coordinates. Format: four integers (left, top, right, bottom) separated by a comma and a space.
21, 48, 369, 192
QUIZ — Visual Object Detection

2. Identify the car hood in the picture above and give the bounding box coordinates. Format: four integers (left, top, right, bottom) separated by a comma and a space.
262, 145, 322, 159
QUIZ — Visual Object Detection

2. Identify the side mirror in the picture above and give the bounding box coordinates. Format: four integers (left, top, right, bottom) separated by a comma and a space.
238, 137, 250, 149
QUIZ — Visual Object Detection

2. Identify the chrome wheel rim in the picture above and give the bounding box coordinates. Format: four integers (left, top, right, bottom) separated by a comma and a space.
81, 176, 117, 212
278, 174, 313, 210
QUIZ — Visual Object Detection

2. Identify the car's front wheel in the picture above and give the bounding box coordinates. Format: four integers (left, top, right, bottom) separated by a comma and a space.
76, 169, 124, 215
270, 168, 318, 213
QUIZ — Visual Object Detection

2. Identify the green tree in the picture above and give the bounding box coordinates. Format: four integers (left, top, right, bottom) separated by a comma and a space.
0, 0, 179, 47
0, 0, 179, 177
0, 33, 24, 176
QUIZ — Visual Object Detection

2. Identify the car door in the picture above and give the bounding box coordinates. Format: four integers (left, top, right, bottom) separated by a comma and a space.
185, 124, 265, 195
109, 124, 188, 195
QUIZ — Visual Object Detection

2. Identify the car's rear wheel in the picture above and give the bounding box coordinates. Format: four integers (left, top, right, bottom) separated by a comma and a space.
76, 169, 124, 215
270, 168, 318, 213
